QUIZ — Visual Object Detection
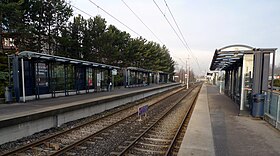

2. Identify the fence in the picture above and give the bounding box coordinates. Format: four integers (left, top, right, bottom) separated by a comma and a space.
263, 90, 280, 130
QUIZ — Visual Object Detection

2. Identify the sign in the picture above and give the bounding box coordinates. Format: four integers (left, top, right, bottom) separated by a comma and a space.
138, 105, 148, 116
112, 69, 117, 75
97, 73, 101, 87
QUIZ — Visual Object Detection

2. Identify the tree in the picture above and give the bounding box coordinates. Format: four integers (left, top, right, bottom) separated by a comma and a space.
0, 0, 24, 98
44, 0, 72, 54
273, 79, 280, 87
83, 16, 106, 62
0, 1, 177, 98
101, 25, 130, 66
68, 15, 85, 59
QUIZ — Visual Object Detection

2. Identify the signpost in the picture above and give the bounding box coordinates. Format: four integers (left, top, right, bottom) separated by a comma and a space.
138, 105, 148, 121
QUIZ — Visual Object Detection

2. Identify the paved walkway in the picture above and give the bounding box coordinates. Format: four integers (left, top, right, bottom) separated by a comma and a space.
0, 83, 175, 121
208, 85, 280, 156
179, 84, 280, 156
178, 84, 215, 156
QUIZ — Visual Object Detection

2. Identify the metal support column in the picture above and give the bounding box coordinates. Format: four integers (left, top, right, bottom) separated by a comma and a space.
36, 62, 40, 99
112, 70, 114, 90
64, 64, 67, 96
21, 58, 26, 102
271, 51, 275, 93
12, 55, 20, 102
86, 67, 89, 93
8, 56, 11, 86
252, 51, 263, 95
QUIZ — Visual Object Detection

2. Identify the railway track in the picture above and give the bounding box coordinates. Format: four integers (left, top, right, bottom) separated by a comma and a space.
1, 85, 187, 156
52, 85, 197, 156
115, 84, 201, 156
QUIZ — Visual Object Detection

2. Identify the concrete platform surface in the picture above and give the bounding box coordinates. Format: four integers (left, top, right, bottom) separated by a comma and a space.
178, 84, 280, 156
178, 84, 215, 156
0, 83, 177, 126
0, 83, 180, 144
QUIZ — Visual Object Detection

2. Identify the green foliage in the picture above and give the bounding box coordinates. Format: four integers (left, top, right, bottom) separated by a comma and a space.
273, 79, 280, 87
0, 71, 8, 98
58, 14, 175, 73
0, 52, 10, 97
0, 71, 8, 80
1, 0, 176, 91
113, 74, 123, 87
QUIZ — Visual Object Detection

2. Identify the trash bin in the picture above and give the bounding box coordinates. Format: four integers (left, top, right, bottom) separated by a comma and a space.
5, 86, 12, 103
252, 94, 265, 117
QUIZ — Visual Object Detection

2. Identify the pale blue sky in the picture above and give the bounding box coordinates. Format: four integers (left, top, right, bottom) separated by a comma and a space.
71, 0, 280, 75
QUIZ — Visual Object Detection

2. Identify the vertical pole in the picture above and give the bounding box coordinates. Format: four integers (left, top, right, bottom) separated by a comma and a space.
240, 55, 247, 111
64, 64, 67, 96
36, 62, 40, 99
112, 70, 114, 90
127, 69, 130, 86
47, 62, 51, 97
50, 62, 53, 97
188, 64, 190, 83
276, 94, 280, 128
21, 58, 26, 102
13, 55, 20, 102
269, 51, 276, 114
8, 56, 11, 86
86, 67, 88, 93
108, 69, 110, 91
219, 70, 222, 94
75, 66, 78, 94
271, 51, 275, 93
186, 58, 189, 89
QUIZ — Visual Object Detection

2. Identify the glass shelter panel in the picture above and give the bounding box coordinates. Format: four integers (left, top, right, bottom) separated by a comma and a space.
86, 67, 93, 89
241, 54, 254, 111
54, 64, 65, 92
67, 64, 75, 91
34, 62, 49, 95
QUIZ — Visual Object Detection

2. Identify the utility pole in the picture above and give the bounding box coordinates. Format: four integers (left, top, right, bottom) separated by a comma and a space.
186, 55, 191, 89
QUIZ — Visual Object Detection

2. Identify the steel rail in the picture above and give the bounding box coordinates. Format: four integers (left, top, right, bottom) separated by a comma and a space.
164, 85, 201, 156
117, 84, 200, 156
1, 86, 183, 156
50, 86, 187, 156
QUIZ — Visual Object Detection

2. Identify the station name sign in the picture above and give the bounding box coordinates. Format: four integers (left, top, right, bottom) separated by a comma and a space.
138, 105, 148, 116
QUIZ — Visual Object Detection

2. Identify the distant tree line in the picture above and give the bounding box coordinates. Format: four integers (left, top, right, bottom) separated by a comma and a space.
0, 0, 175, 97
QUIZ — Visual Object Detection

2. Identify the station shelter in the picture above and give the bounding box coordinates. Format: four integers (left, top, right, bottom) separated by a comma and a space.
9, 51, 119, 102
158, 71, 169, 83
124, 67, 152, 87
124, 67, 169, 88
210, 45, 277, 114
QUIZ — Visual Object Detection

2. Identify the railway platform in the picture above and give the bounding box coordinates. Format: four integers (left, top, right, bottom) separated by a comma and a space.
0, 83, 179, 144
178, 84, 280, 156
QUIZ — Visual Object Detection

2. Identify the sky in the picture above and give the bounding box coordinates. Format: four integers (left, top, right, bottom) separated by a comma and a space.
70, 0, 280, 76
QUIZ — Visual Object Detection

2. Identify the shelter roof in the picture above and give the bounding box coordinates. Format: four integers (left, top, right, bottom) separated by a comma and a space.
15, 51, 119, 69
210, 44, 277, 71
126, 67, 153, 73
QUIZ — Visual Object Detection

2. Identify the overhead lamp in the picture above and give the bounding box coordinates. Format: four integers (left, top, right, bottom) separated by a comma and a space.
217, 53, 234, 56
231, 57, 241, 60
27, 54, 32, 60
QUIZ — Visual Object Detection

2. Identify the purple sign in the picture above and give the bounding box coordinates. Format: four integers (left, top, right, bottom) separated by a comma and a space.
138, 105, 148, 116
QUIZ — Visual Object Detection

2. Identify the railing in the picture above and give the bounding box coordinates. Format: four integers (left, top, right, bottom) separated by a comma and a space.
263, 90, 280, 130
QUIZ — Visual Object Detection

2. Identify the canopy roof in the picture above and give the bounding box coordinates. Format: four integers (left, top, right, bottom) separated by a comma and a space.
126, 67, 153, 73
126, 67, 168, 74
14, 51, 119, 69
210, 44, 277, 71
